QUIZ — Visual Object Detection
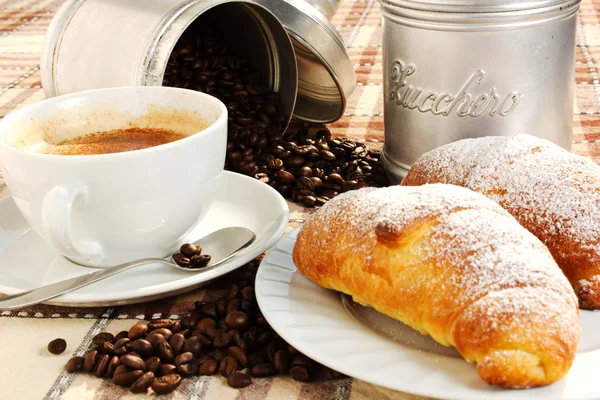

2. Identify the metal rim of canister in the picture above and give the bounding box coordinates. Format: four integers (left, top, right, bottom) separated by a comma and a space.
379, 0, 582, 31
254, 0, 356, 124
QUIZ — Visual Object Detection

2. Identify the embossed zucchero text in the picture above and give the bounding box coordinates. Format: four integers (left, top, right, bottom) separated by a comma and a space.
389, 60, 523, 117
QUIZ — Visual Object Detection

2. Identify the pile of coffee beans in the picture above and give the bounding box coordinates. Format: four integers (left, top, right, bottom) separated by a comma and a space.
173, 243, 211, 269
64, 260, 344, 394
163, 31, 389, 208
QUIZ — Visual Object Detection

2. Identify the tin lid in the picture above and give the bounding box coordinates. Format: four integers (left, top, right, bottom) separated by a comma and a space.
390, 0, 578, 13
254, 0, 356, 123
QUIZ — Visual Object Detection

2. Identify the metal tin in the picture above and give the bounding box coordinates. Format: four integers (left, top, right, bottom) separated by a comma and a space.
41, 0, 355, 124
302, 0, 341, 19
378, 0, 581, 183
258, 0, 356, 123
41, 0, 298, 127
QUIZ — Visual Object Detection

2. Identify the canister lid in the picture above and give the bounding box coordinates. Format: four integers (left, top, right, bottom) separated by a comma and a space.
390, 0, 579, 13
253, 0, 356, 123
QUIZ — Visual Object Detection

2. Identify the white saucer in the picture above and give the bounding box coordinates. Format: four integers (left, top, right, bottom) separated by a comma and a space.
0, 171, 289, 307
256, 228, 600, 400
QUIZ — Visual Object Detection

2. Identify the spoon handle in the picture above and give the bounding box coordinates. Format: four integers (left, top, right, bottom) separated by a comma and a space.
0, 258, 170, 310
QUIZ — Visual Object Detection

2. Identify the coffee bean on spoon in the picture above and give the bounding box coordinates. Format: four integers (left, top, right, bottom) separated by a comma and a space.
190, 254, 211, 268
180, 243, 201, 257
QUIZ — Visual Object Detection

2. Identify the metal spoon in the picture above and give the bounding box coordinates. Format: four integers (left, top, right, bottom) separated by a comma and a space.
0, 227, 255, 310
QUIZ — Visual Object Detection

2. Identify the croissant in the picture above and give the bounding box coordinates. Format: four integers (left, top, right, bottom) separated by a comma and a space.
402, 134, 600, 310
292, 185, 579, 388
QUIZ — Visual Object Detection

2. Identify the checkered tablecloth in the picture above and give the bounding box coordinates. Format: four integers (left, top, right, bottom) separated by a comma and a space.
0, 0, 597, 398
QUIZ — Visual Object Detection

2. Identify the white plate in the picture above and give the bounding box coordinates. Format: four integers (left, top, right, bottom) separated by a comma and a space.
256, 228, 600, 400
0, 171, 289, 307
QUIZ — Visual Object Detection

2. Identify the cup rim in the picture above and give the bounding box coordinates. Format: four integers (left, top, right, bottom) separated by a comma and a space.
0, 86, 228, 160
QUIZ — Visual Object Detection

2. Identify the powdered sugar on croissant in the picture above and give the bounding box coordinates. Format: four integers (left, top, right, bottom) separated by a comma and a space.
402, 134, 600, 309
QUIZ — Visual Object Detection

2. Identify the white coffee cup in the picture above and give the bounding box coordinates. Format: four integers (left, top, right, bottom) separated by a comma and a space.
0, 86, 227, 267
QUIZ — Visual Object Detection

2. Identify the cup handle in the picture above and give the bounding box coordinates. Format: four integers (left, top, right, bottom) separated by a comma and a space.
41, 184, 105, 265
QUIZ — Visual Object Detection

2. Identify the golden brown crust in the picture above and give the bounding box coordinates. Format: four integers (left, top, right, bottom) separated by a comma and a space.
402, 134, 600, 310
292, 185, 579, 388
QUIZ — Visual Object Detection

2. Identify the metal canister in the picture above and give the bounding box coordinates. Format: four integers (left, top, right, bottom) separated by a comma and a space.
378, 0, 581, 183
303, 0, 341, 19
41, 0, 355, 125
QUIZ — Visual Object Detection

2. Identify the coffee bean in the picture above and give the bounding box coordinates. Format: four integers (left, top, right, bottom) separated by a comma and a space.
180, 243, 201, 257
66, 356, 84, 373
228, 346, 248, 367
102, 341, 115, 355
131, 339, 153, 358
171, 320, 183, 334
225, 311, 249, 330
190, 254, 211, 268
268, 158, 284, 171
114, 331, 129, 342
175, 352, 198, 375
169, 333, 185, 356
84, 350, 98, 373
257, 332, 273, 346
92, 332, 114, 347
181, 316, 197, 330
241, 300, 254, 314
157, 341, 174, 364
289, 366, 311, 382
148, 319, 173, 331
213, 333, 233, 348
273, 351, 290, 374
94, 354, 110, 378
106, 356, 121, 379
113, 365, 130, 377
204, 328, 222, 341
146, 332, 166, 348
275, 170, 295, 184
151, 374, 182, 394
227, 372, 252, 389
196, 317, 216, 331
173, 253, 191, 267
251, 362, 276, 377
214, 349, 227, 362
144, 357, 161, 374
217, 298, 228, 317
151, 328, 173, 341
202, 303, 218, 320
182, 337, 202, 356
120, 355, 144, 371
198, 359, 218, 375
48, 338, 67, 355
227, 298, 241, 314
128, 323, 148, 340
194, 333, 213, 349
114, 338, 131, 356
302, 195, 316, 208
228, 284, 240, 300
157, 364, 177, 377
130, 371, 155, 393
113, 370, 143, 387
219, 356, 238, 377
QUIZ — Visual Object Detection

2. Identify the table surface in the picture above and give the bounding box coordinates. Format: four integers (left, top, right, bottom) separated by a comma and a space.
1, 0, 599, 399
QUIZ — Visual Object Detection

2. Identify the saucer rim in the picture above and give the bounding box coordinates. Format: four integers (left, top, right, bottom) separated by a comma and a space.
0, 171, 289, 306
